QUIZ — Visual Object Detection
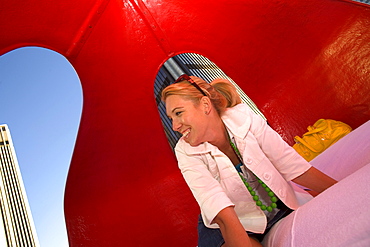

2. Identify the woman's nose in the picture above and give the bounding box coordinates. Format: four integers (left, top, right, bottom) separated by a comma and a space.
172, 119, 181, 132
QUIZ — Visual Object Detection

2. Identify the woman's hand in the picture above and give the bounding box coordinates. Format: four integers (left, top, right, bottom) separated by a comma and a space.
292, 166, 337, 195
213, 206, 262, 247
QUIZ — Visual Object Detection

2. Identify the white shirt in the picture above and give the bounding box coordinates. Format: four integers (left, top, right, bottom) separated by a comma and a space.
175, 104, 312, 233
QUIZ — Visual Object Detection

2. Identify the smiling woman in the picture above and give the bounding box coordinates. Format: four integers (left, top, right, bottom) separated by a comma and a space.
155, 53, 265, 149
157, 55, 338, 247
162, 75, 242, 148
0, 47, 82, 247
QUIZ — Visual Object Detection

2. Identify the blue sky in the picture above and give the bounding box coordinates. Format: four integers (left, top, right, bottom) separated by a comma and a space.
0, 47, 82, 247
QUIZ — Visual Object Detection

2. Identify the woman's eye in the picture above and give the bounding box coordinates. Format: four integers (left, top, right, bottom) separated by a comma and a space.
175, 111, 182, 116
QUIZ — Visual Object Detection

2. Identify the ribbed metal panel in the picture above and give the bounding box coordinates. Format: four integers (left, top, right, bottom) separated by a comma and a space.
176, 53, 265, 119
154, 67, 182, 148
0, 125, 39, 247
352, 0, 370, 5
155, 53, 266, 150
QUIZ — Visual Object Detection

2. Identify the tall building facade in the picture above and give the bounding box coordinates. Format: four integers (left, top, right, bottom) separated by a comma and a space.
0, 124, 40, 247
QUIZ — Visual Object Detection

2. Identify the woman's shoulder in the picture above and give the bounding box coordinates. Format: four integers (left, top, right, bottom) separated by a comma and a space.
222, 104, 253, 133
175, 138, 213, 155
224, 103, 252, 116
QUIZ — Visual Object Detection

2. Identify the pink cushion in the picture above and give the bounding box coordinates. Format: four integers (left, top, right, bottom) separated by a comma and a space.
263, 120, 370, 247
311, 120, 370, 180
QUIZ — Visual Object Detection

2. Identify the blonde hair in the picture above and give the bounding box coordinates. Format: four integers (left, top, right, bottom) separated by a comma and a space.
161, 76, 241, 115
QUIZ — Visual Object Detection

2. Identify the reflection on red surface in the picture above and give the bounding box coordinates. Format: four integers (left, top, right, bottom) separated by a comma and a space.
1, 0, 369, 246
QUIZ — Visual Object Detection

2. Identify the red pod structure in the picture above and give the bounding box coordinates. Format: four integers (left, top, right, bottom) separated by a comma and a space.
0, 0, 369, 246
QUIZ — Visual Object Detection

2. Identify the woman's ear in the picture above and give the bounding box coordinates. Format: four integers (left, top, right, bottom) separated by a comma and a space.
200, 96, 212, 115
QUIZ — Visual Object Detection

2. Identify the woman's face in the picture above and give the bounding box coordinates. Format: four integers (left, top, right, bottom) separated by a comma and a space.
165, 95, 209, 147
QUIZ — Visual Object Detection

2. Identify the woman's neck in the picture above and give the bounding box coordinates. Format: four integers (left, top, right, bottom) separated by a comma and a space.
208, 121, 240, 166
208, 119, 228, 147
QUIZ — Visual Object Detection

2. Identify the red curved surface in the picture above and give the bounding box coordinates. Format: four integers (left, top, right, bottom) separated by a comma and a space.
1, 0, 369, 246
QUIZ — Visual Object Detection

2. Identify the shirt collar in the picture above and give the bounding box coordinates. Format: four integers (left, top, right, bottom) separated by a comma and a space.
222, 103, 251, 140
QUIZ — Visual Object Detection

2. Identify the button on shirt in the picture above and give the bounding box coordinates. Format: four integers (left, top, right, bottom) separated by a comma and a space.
175, 104, 313, 233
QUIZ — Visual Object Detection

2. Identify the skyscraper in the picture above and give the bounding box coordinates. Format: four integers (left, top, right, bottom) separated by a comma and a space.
0, 124, 40, 247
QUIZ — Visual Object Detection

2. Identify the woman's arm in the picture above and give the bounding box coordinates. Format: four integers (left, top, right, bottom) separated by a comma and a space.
247, 108, 336, 187
213, 206, 262, 247
292, 166, 337, 194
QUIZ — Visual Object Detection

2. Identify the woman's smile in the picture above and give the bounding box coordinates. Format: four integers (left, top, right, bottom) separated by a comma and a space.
182, 128, 191, 139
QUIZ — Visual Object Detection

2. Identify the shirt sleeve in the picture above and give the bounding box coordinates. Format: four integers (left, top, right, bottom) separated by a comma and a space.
174, 141, 235, 228
248, 110, 312, 181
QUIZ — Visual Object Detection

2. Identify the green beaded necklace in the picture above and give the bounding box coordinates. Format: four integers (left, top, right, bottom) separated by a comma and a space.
230, 140, 278, 212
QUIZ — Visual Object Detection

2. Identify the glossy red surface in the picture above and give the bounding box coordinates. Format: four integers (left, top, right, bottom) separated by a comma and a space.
1, 0, 369, 246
